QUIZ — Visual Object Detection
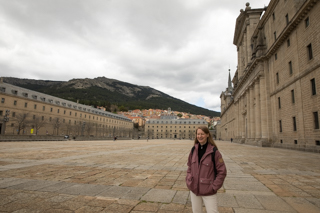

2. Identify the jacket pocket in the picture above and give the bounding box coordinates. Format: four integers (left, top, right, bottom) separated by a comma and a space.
186, 175, 193, 186
199, 178, 214, 195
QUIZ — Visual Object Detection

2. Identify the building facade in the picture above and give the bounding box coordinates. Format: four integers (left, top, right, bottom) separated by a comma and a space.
0, 81, 133, 138
218, 0, 320, 151
145, 117, 207, 139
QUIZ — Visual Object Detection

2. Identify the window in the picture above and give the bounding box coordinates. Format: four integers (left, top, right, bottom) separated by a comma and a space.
276, 73, 279, 84
287, 39, 290, 47
43, 106, 45, 111
274, 31, 277, 41
33, 115, 36, 120
311, 78, 316, 95
293, 117, 297, 131
14, 100, 17, 106
313, 111, 319, 129
275, 53, 277, 60
50, 108, 53, 112
0, 111, 2, 116
291, 90, 295, 103
57, 109, 60, 113
294, 140, 298, 144
42, 116, 44, 121
307, 44, 313, 60
1, 98, 5, 103
272, 12, 275, 20
280, 140, 283, 144
285, 14, 289, 25
12, 112, 15, 117
316, 141, 320, 146
49, 117, 52, 122
279, 120, 282, 132
34, 104, 37, 109
289, 61, 293, 75
278, 97, 281, 109
305, 17, 309, 27
24, 102, 27, 108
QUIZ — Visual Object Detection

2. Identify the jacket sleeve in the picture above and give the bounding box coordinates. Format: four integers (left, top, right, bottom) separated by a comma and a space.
212, 150, 227, 192
186, 148, 193, 181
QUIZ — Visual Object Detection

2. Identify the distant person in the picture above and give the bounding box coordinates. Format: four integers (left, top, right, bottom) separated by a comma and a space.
186, 126, 227, 213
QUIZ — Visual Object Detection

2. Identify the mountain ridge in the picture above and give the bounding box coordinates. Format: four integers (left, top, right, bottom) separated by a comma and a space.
1, 76, 220, 117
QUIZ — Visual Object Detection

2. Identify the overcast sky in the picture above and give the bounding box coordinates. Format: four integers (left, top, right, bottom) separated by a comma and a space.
0, 0, 270, 112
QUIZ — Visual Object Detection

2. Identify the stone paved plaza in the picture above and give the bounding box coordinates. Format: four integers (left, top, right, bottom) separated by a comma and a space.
0, 139, 320, 213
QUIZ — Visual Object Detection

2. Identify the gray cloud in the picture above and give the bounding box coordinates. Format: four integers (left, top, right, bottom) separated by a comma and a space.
0, 0, 270, 112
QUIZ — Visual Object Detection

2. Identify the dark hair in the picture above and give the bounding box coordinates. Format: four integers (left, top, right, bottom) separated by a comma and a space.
194, 126, 218, 148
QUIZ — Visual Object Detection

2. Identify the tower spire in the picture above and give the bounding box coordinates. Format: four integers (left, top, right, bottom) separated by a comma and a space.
228, 69, 232, 92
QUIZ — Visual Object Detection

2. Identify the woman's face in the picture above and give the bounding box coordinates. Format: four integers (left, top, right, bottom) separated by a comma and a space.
197, 129, 209, 145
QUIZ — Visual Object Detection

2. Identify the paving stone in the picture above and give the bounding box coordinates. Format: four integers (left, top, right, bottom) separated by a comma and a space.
0, 178, 33, 188
102, 203, 133, 213
121, 187, 150, 200
172, 190, 189, 204
141, 188, 176, 203
160, 203, 184, 211
283, 197, 320, 213
57, 183, 110, 196
133, 202, 161, 212
255, 194, 296, 212
8, 180, 59, 191
233, 208, 294, 213
38, 181, 76, 192
97, 185, 131, 198
218, 193, 239, 207
306, 197, 320, 208
235, 194, 264, 209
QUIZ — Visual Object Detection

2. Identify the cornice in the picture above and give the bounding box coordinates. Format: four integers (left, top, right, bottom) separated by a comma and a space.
232, 0, 317, 98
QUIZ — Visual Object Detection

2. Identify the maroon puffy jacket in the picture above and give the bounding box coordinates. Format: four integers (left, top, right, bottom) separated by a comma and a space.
186, 143, 227, 196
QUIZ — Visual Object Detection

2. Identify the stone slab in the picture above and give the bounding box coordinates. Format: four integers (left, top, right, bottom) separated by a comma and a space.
0, 178, 33, 188
8, 179, 59, 191
57, 183, 110, 196
120, 187, 150, 200
141, 188, 176, 203
38, 181, 76, 192
172, 190, 189, 205
97, 185, 131, 198
255, 194, 296, 212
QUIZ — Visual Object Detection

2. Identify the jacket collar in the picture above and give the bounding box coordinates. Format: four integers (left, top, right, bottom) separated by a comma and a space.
195, 142, 215, 156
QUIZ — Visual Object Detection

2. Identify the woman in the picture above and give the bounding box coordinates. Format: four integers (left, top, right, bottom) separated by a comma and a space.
186, 126, 227, 213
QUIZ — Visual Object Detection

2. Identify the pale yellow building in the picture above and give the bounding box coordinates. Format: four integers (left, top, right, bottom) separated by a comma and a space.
145, 117, 207, 139
0, 82, 133, 138
218, 0, 320, 151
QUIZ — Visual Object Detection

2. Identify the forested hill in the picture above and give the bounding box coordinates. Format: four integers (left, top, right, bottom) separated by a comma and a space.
2, 77, 220, 117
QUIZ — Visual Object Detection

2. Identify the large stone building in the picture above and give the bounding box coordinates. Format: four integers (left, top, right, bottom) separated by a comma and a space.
218, 0, 319, 151
145, 114, 207, 139
0, 81, 133, 138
